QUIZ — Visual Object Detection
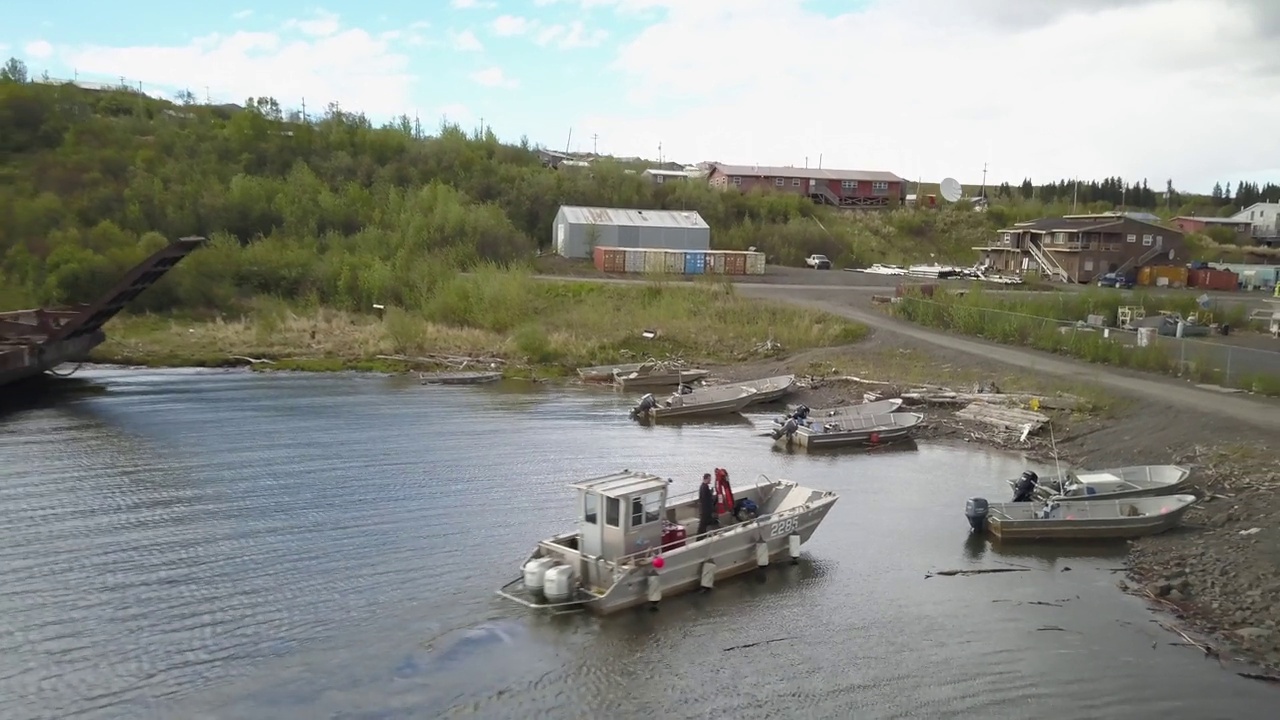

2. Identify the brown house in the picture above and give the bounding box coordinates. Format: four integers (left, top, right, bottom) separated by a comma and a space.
975, 213, 1187, 283
706, 163, 905, 209
1170, 215, 1251, 238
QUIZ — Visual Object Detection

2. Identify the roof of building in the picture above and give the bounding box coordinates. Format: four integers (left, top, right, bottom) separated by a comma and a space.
1174, 215, 1250, 224
1001, 218, 1124, 233
1064, 211, 1162, 223
642, 168, 692, 177
558, 205, 710, 229
710, 163, 903, 183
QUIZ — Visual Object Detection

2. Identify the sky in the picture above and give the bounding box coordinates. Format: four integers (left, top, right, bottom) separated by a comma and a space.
3, 0, 1279, 193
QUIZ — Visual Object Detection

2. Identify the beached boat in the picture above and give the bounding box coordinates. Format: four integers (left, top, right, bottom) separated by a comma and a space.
1006, 465, 1192, 502
630, 384, 759, 421
734, 374, 797, 405
770, 398, 904, 427
771, 410, 922, 449
495, 469, 839, 615
613, 361, 711, 389
420, 370, 502, 385
963, 494, 1198, 541
577, 362, 648, 383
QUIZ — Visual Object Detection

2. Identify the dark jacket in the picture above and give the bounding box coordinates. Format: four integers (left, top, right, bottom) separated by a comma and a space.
698, 482, 716, 520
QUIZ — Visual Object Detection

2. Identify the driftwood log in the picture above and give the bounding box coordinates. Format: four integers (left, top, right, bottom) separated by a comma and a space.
956, 402, 1051, 434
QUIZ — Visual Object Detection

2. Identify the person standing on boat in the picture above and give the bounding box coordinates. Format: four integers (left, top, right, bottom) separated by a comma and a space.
697, 473, 718, 537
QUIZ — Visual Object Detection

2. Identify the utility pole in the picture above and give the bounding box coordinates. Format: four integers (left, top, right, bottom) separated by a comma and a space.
1073, 177, 1079, 212
658, 141, 662, 163
591, 133, 598, 154
980, 162, 988, 198
301, 98, 307, 122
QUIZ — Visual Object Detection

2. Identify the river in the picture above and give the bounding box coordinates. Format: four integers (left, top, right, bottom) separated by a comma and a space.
0, 368, 1273, 719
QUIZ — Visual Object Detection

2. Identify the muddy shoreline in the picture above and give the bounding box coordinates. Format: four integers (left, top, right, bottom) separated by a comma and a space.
690, 336, 1280, 677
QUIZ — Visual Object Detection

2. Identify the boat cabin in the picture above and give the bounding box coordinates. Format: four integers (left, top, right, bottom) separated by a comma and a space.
569, 471, 670, 563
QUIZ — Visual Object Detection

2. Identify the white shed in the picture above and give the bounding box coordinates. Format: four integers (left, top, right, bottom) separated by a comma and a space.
552, 206, 711, 259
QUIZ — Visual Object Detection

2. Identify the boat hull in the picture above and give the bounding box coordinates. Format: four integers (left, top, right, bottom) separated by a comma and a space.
581, 495, 837, 615
578, 362, 647, 382
986, 498, 1196, 541
616, 369, 710, 389
1005, 465, 1193, 502
644, 393, 756, 420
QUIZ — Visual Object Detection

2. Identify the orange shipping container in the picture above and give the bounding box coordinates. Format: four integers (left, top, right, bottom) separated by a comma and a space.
593, 245, 606, 272
595, 247, 625, 273
1190, 268, 1237, 291
1137, 266, 1152, 286
1151, 265, 1189, 288
725, 252, 747, 275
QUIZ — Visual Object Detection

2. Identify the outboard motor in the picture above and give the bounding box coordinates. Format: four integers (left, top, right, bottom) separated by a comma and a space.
792, 405, 810, 421
1011, 470, 1039, 503
770, 417, 800, 440
630, 393, 657, 420
965, 497, 989, 533
677, 383, 693, 395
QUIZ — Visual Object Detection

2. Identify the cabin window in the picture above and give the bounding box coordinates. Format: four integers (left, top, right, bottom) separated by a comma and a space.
774, 177, 784, 186
605, 497, 620, 527
731, 176, 741, 185
1142, 234, 1153, 246
841, 180, 855, 190
584, 493, 598, 524
791, 178, 801, 187
1126, 234, 1136, 243
630, 491, 663, 527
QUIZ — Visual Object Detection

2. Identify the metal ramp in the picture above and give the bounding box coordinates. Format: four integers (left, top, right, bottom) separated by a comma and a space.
46, 236, 206, 344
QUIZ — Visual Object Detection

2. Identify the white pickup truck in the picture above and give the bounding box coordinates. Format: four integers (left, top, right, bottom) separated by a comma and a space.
805, 254, 832, 270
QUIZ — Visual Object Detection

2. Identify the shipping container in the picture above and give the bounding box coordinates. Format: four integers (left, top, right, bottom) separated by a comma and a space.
724, 252, 747, 275
1188, 268, 1238, 291
745, 252, 766, 275
664, 250, 684, 274
1137, 266, 1152, 286
684, 252, 706, 275
1151, 265, 1189, 288
643, 248, 665, 274
624, 249, 645, 273
593, 246, 606, 272
708, 252, 726, 274
602, 247, 625, 273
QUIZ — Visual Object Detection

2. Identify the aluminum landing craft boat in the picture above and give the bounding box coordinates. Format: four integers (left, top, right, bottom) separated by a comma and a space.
630, 384, 759, 420
963, 494, 1198, 541
770, 398, 904, 428
419, 370, 502, 385
772, 410, 923, 449
1006, 465, 1192, 503
496, 469, 838, 615
732, 374, 798, 405
613, 361, 711, 389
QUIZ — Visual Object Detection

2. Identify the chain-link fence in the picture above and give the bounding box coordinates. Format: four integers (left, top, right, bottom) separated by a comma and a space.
892, 295, 1280, 395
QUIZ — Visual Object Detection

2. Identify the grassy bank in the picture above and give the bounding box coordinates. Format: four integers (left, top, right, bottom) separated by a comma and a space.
890, 289, 1280, 396
92, 271, 866, 373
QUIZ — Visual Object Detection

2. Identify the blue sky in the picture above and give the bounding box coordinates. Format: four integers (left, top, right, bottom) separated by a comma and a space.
2, 0, 1278, 191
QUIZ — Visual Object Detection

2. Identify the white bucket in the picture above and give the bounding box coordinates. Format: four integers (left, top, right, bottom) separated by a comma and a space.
1136, 327, 1155, 347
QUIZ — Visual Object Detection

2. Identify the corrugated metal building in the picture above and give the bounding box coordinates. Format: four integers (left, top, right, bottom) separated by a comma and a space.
552, 205, 711, 259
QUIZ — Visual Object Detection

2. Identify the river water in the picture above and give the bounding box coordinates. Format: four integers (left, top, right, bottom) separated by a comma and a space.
1, 368, 1273, 719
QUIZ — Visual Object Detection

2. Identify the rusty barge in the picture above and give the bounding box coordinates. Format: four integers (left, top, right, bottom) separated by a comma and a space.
0, 237, 205, 389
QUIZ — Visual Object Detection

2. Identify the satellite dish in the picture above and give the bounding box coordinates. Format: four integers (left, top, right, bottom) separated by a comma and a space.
940, 177, 963, 203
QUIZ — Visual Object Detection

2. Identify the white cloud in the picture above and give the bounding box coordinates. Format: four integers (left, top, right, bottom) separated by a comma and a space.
469, 66, 517, 88
231, 10, 253, 20
450, 29, 484, 51
55, 17, 416, 118
535, 21, 607, 49
577, 0, 1280, 190
491, 15, 532, 36
24, 40, 54, 59
283, 9, 341, 37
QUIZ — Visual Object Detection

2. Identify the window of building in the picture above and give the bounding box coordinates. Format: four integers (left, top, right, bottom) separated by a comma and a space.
774, 177, 784, 186
841, 180, 856, 190
1084, 258, 1095, 271
605, 497, 620, 527
1155, 235, 1163, 246
1142, 234, 1153, 246
655, 175, 664, 184
630, 491, 662, 527
792, 178, 801, 187
1054, 232, 1067, 244
871, 181, 889, 191
584, 493, 598, 524
731, 176, 741, 185
1126, 234, 1136, 243
1002, 232, 1011, 244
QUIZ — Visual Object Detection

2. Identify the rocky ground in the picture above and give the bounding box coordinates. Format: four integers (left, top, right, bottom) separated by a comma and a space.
694, 331, 1280, 676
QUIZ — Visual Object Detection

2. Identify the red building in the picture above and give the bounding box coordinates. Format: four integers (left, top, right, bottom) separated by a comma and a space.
1170, 215, 1251, 237
706, 163, 905, 209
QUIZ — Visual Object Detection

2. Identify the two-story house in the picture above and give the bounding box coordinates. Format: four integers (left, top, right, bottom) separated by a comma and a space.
705, 163, 905, 209
1229, 202, 1280, 247
974, 213, 1187, 283
1171, 215, 1252, 238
